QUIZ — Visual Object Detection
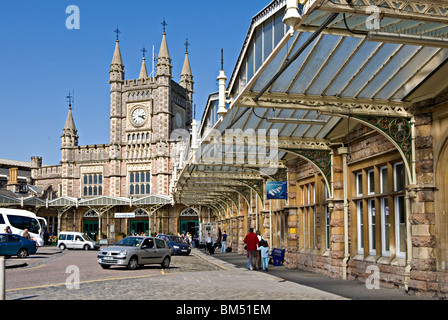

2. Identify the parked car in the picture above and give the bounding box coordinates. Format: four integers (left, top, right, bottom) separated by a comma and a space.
97, 236, 171, 270
157, 234, 191, 255
58, 231, 99, 251
0, 233, 37, 258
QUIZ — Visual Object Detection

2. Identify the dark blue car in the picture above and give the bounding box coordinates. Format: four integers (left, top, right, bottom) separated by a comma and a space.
0, 233, 37, 258
157, 234, 191, 255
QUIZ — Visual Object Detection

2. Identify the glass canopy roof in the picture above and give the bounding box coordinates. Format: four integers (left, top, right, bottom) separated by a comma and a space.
174, 0, 448, 208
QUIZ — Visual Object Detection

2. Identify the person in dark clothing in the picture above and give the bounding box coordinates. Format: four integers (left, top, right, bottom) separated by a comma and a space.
221, 230, 228, 253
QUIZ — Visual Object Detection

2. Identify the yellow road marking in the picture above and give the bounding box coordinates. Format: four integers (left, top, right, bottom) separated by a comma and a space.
6, 273, 160, 292
24, 264, 47, 270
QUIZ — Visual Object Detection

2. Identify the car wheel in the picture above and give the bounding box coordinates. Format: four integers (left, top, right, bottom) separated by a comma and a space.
59, 244, 66, 250
127, 256, 139, 270
101, 265, 111, 269
17, 248, 28, 258
161, 256, 170, 269
83, 244, 90, 251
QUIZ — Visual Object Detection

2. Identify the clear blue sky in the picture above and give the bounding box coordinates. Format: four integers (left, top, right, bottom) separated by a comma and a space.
0, 0, 268, 165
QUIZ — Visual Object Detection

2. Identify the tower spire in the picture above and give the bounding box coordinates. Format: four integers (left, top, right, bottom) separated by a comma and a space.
62, 92, 79, 147
139, 46, 148, 79
111, 35, 123, 66
181, 44, 192, 77
158, 28, 170, 59
180, 38, 193, 90
110, 27, 125, 82
156, 19, 172, 78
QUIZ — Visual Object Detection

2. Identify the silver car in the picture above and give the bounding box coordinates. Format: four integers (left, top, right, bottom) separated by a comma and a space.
97, 236, 171, 270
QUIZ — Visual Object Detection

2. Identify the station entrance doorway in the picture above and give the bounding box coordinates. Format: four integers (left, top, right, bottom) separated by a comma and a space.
179, 208, 199, 236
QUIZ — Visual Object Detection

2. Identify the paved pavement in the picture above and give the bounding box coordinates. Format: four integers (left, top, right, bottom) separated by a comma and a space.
2, 246, 437, 301
207, 250, 436, 300
3, 246, 346, 301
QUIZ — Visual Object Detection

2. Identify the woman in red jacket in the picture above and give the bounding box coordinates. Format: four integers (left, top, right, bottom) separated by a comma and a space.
244, 228, 260, 270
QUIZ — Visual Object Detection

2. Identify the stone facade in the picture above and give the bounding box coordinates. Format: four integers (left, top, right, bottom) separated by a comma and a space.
30, 31, 195, 239
212, 110, 448, 297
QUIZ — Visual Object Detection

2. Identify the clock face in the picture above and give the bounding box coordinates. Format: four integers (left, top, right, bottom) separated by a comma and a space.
175, 112, 183, 128
131, 107, 147, 126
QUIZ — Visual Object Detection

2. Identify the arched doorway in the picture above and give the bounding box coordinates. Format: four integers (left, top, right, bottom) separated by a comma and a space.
179, 208, 199, 236
83, 209, 99, 241
130, 208, 149, 235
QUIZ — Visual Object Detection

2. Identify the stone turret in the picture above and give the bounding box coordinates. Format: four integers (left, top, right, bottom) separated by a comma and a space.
61, 106, 78, 148
139, 56, 148, 79
180, 49, 194, 128
156, 32, 172, 82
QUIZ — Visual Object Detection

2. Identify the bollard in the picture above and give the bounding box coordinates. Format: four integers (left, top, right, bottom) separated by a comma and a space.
0, 256, 5, 300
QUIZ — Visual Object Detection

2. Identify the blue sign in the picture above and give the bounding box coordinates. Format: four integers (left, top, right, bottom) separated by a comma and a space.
266, 181, 288, 200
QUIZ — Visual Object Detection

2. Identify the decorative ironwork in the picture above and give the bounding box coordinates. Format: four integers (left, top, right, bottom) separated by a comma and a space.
134, 208, 149, 217
355, 115, 412, 176
270, 167, 288, 182
231, 186, 251, 207
84, 209, 99, 218
180, 207, 198, 217
289, 149, 332, 189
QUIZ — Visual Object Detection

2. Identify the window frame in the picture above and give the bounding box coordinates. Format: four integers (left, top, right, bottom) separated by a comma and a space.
356, 172, 363, 197
352, 160, 406, 260
129, 170, 151, 196
357, 200, 364, 254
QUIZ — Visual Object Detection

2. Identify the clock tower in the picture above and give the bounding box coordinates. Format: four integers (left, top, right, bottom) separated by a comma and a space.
107, 27, 193, 197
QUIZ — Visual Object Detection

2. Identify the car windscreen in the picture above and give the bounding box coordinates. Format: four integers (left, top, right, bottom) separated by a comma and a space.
7, 215, 40, 234
82, 234, 93, 241
169, 236, 184, 243
115, 237, 144, 247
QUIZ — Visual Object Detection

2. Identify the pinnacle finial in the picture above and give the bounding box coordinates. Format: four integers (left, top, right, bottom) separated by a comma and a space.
141, 46, 148, 58
221, 48, 224, 70
161, 18, 168, 34
114, 26, 121, 41
184, 38, 190, 54
66, 91, 74, 110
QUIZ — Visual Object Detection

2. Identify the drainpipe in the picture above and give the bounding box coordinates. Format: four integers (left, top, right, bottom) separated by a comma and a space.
404, 189, 413, 291
338, 147, 349, 280
404, 118, 416, 291
283, 0, 302, 34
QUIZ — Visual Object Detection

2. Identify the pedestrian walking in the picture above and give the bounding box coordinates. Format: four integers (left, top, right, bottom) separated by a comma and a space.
221, 230, 227, 253
4, 226, 12, 234
205, 232, 213, 255
258, 240, 270, 271
22, 228, 31, 240
44, 229, 49, 245
256, 230, 263, 270
243, 228, 259, 271
194, 233, 199, 248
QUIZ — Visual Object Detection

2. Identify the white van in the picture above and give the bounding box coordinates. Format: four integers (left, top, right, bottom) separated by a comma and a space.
0, 208, 46, 246
57, 231, 99, 250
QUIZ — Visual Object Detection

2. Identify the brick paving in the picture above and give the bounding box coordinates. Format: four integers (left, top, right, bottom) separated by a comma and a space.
4, 247, 347, 300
